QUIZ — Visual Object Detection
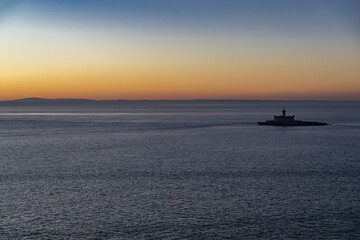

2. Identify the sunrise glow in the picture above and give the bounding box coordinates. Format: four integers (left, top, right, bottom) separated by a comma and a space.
1, 0, 359, 100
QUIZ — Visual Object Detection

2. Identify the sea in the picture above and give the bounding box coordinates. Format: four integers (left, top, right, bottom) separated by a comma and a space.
0, 100, 359, 239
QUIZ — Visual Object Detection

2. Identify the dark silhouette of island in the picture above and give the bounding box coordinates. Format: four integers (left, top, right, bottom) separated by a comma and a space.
258, 108, 328, 126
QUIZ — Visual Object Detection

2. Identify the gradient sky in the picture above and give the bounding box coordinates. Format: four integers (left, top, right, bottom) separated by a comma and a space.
0, 0, 359, 100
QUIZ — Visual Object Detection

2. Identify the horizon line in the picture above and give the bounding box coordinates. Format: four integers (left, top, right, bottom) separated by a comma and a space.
1, 97, 360, 102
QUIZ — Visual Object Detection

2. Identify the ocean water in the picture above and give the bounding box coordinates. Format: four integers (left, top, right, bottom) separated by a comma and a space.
0, 101, 359, 239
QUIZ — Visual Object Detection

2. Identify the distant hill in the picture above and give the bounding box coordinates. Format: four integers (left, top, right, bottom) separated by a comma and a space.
0, 98, 123, 107
0, 98, 210, 108
12, 97, 100, 103
0, 98, 248, 108
12, 97, 48, 102
0, 98, 358, 109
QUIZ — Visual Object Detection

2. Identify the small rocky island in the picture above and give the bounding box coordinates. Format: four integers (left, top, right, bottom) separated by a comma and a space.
258, 108, 328, 126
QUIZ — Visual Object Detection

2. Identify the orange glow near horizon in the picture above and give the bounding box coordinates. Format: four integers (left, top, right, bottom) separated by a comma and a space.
2, 60, 359, 100
1, 3, 359, 101
2, 41, 359, 100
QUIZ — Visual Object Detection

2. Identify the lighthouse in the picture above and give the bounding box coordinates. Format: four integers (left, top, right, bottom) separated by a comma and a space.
258, 108, 328, 126
273, 108, 295, 122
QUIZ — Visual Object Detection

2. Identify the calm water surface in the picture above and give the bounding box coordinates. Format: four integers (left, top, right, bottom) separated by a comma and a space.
0, 101, 359, 239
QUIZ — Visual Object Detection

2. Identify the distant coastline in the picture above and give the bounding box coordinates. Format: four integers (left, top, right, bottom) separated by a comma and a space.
0, 98, 359, 109
3, 97, 360, 102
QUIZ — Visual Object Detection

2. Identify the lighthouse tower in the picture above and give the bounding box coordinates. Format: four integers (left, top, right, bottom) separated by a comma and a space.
273, 108, 295, 122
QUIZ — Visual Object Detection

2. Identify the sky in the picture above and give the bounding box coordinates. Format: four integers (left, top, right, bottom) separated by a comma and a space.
0, 0, 359, 100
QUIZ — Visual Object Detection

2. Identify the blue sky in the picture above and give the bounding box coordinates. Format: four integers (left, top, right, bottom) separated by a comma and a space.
2, 0, 359, 32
